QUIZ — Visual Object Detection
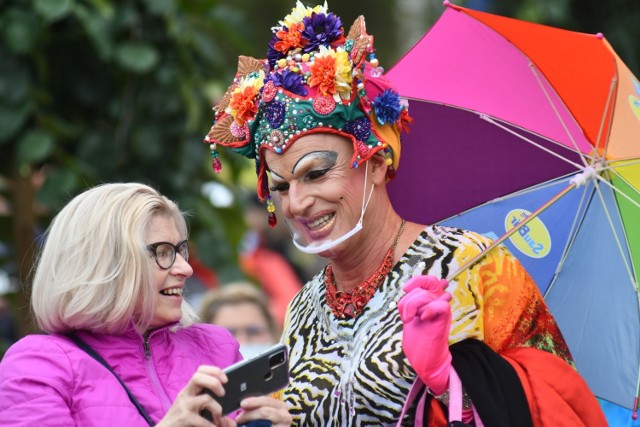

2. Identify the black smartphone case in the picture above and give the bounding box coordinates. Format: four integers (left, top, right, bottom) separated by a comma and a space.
201, 344, 289, 419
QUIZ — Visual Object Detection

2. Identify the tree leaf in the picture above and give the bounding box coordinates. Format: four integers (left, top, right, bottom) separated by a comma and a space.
0, 103, 32, 143
33, 0, 75, 22
0, 62, 30, 104
72, 3, 113, 60
2, 9, 41, 54
115, 42, 159, 73
86, 0, 115, 17
144, 0, 177, 16
37, 167, 81, 209
16, 130, 54, 166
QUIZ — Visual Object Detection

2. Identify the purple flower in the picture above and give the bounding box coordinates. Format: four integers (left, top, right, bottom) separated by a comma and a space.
301, 12, 344, 53
267, 69, 308, 97
267, 29, 287, 66
372, 90, 402, 125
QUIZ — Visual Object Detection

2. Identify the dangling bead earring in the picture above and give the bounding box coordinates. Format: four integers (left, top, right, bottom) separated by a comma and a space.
266, 196, 277, 228
369, 52, 384, 77
210, 143, 222, 174
384, 150, 396, 179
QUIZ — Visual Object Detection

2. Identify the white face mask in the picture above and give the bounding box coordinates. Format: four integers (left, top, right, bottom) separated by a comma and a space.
287, 162, 374, 255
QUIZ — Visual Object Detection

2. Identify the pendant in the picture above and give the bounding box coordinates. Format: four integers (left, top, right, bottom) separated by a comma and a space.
344, 303, 356, 318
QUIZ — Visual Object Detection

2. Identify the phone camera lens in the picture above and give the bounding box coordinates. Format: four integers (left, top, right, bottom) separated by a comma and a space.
269, 351, 286, 367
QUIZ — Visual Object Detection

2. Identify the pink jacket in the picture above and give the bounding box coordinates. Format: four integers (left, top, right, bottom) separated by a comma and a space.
0, 323, 242, 426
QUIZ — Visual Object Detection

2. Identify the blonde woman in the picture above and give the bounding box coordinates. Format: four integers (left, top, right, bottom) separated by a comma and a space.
0, 183, 290, 427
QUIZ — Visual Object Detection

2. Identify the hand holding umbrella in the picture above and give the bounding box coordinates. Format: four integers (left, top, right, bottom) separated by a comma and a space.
398, 275, 452, 396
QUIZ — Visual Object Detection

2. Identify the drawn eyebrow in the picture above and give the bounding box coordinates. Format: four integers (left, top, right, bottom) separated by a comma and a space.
270, 170, 285, 181
292, 151, 338, 174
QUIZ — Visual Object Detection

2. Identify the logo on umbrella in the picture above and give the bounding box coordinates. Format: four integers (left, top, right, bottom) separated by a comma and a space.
504, 209, 551, 259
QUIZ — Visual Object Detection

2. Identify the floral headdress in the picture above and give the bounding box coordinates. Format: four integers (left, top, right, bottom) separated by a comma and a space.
204, 1, 412, 226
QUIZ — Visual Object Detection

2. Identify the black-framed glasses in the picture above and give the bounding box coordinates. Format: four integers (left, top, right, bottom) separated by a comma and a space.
146, 240, 189, 269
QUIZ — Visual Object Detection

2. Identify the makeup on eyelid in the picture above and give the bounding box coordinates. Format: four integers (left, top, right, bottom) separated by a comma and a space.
269, 151, 339, 193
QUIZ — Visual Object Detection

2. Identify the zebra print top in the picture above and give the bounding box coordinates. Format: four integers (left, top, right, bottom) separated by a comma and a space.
280, 225, 570, 426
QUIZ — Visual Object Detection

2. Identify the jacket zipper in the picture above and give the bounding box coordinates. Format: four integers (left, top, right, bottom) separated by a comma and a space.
143, 328, 173, 412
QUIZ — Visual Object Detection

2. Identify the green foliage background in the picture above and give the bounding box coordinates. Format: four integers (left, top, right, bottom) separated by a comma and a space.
0, 0, 638, 346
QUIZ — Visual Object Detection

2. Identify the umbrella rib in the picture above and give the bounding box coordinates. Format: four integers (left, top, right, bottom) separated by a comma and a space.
487, 178, 568, 202
635, 292, 640, 416
596, 77, 618, 158
596, 170, 640, 210
592, 175, 638, 288
469, 172, 578, 207
608, 157, 640, 167
437, 173, 577, 225
480, 115, 587, 171
544, 184, 592, 298
529, 63, 590, 165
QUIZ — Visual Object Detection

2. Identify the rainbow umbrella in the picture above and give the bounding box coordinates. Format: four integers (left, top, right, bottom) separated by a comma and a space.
385, 2, 640, 423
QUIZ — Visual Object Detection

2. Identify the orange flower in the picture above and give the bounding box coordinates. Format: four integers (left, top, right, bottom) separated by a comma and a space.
274, 23, 305, 53
308, 55, 337, 96
229, 85, 260, 125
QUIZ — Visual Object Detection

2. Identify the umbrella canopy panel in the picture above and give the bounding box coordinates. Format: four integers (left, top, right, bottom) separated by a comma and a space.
459, 5, 618, 152
387, 102, 584, 225
545, 183, 640, 410
387, 6, 596, 156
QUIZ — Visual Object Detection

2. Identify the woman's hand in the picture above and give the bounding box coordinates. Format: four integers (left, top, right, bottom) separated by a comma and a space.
398, 275, 453, 395
156, 365, 235, 427
235, 395, 292, 427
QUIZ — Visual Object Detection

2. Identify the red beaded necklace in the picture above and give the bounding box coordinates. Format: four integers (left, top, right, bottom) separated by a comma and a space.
324, 220, 406, 319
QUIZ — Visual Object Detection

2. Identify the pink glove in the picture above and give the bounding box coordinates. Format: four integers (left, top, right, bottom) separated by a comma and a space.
398, 275, 452, 395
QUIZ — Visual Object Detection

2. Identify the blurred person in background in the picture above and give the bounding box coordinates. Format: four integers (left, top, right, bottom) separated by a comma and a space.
238, 200, 303, 326
199, 282, 280, 359
186, 197, 305, 325
183, 249, 220, 311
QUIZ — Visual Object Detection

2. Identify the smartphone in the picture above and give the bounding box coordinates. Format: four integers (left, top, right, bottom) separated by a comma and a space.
200, 343, 289, 418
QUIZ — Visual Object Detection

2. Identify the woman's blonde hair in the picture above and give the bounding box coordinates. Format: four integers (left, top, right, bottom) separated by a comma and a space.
31, 182, 197, 334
